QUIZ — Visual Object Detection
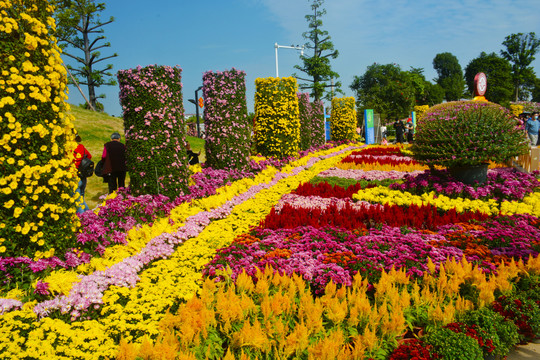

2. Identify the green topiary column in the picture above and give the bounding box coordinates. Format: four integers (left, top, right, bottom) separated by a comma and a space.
0, 0, 79, 259
254, 77, 300, 158
118, 65, 189, 199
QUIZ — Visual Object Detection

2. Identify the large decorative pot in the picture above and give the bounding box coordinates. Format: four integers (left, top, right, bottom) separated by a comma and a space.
448, 163, 489, 185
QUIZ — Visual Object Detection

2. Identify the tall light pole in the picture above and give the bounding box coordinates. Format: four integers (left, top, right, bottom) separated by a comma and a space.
274, 42, 304, 77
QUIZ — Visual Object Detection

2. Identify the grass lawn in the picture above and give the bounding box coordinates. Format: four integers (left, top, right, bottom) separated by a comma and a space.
69, 104, 205, 209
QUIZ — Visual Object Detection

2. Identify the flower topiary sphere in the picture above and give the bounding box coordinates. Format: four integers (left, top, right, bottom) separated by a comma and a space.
411, 101, 528, 169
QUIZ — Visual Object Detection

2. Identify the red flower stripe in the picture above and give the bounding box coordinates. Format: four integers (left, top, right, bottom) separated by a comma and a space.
260, 202, 489, 231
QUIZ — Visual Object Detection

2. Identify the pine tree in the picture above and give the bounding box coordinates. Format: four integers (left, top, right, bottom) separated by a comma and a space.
293, 0, 341, 102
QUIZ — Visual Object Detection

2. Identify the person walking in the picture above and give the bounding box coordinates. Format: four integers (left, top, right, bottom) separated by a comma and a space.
405, 118, 414, 143
73, 135, 92, 214
525, 112, 540, 147
393, 118, 405, 144
102, 132, 127, 193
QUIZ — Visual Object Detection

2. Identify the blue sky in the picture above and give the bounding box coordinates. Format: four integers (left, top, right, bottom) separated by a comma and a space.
62, 0, 540, 117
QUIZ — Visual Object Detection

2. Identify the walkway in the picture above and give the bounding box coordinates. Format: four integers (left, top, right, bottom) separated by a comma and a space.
508, 339, 540, 360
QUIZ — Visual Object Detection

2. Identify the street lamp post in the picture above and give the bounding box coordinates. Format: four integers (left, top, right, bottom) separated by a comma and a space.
188, 85, 204, 138
274, 42, 304, 77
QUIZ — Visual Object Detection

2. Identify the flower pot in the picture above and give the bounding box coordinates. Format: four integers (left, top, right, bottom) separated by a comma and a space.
448, 163, 489, 185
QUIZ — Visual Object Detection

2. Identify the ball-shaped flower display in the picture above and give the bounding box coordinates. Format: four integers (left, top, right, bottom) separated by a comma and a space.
411, 101, 528, 169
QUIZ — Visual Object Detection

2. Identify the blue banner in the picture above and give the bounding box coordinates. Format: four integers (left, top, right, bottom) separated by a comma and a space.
364, 109, 374, 144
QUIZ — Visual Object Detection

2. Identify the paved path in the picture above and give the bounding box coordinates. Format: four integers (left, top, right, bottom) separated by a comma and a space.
507, 339, 540, 360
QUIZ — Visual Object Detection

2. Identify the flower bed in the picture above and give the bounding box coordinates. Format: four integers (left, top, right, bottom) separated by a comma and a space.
1, 144, 540, 359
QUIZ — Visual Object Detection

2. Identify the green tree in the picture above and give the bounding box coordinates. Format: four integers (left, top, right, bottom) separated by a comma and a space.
531, 77, 540, 102
293, 0, 341, 102
423, 82, 445, 106
407, 67, 445, 106
464, 52, 513, 105
350, 63, 415, 121
53, 0, 118, 111
501, 32, 540, 101
433, 52, 466, 101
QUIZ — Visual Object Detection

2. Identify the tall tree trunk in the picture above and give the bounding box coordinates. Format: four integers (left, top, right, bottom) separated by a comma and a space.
82, 13, 96, 110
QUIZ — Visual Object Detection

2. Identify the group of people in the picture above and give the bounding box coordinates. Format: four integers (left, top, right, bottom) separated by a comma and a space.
392, 118, 414, 144
524, 111, 540, 147
73, 132, 127, 214
73, 133, 200, 214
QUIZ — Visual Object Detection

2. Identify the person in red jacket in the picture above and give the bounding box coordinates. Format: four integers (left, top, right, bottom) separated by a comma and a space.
101, 132, 127, 193
73, 135, 92, 214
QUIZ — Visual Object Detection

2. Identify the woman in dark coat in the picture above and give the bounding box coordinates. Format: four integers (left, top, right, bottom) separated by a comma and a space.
101, 132, 127, 193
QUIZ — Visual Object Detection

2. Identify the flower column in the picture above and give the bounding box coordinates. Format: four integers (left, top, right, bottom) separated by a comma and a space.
202, 68, 250, 170
118, 65, 189, 199
330, 96, 357, 141
0, 0, 79, 259
254, 77, 300, 158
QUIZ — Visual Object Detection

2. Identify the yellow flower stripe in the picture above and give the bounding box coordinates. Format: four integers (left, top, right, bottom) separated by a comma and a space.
352, 186, 540, 217
336, 161, 431, 172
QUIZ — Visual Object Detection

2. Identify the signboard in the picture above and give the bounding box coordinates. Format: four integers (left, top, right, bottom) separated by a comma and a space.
324, 107, 331, 141
365, 109, 374, 145
474, 73, 487, 96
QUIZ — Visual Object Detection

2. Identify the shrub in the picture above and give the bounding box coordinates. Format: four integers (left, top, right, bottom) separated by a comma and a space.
254, 77, 300, 158
330, 97, 357, 141
117, 64, 189, 199
444, 322, 496, 358
491, 294, 540, 343
424, 327, 483, 360
511, 101, 540, 114
203, 68, 251, 170
414, 105, 430, 122
389, 339, 439, 360
457, 306, 519, 357
510, 104, 523, 116
0, 0, 80, 260
411, 100, 528, 168
80, 101, 104, 112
